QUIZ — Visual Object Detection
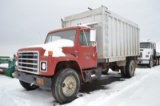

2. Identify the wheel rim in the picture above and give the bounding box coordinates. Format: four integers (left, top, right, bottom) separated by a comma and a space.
62, 75, 77, 97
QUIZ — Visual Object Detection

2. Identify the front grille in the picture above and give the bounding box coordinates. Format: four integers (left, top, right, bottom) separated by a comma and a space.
18, 51, 39, 74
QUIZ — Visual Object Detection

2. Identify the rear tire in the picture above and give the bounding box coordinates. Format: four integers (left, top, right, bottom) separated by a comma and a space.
120, 66, 126, 77
19, 80, 39, 90
51, 68, 80, 103
126, 60, 135, 78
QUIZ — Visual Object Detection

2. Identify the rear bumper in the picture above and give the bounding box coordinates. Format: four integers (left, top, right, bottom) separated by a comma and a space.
137, 59, 149, 65
15, 71, 52, 88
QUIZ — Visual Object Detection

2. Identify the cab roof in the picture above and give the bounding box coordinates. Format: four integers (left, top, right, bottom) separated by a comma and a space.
48, 26, 90, 35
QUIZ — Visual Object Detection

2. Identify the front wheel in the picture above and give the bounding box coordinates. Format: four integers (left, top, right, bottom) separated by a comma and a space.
19, 80, 39, 90
148, 58, 153, 68
51, 68, 80, 103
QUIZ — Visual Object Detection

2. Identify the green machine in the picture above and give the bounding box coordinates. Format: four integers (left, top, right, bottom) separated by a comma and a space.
5, 60, 16, 78
0, 56, 10, 64
0, 55, 16, 78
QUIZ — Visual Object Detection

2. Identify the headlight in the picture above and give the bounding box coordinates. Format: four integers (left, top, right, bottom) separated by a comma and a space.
41, 62, 47, 71
42, 63, 46, 70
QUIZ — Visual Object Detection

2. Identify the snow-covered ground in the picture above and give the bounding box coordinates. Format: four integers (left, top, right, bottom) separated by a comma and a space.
0, 66, 160, 106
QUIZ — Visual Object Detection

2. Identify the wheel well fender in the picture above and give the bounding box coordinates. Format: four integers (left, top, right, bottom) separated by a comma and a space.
54, 61, 84, 81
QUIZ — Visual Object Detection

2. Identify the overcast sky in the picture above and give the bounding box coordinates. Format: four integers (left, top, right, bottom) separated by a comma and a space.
0, 0, 160, 56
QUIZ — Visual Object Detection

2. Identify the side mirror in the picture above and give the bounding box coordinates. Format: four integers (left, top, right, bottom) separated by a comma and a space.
90, 29, 96, 41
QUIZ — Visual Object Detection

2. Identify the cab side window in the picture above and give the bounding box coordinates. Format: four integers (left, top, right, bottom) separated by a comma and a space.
79, 30, 90, 46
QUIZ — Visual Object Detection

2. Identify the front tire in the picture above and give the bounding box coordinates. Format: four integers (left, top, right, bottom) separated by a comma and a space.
148, 58, 153, 68
19, 80, 39, 90
52, 68, 80, 103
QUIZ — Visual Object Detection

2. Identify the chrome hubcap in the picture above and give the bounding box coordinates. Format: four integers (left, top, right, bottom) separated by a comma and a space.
62, 76, 76, 97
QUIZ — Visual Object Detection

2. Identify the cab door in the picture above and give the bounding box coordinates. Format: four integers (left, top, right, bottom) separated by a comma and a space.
77, 29, 97, 69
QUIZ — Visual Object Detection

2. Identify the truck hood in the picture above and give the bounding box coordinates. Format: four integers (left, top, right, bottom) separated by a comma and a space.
28, 39, 74, 57
140, 48, 153, 54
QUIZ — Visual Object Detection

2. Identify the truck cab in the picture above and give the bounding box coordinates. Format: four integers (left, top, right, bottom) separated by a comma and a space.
138, 42, 156, 67
15, 26, 100, 103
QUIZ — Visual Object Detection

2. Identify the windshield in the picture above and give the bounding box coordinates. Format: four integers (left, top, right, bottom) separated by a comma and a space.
45, 29, 76, 43
140, 43, 151, 48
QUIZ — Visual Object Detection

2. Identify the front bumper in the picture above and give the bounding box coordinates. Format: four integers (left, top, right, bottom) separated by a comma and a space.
15, 71, 52, 88
138, 59, 149, 65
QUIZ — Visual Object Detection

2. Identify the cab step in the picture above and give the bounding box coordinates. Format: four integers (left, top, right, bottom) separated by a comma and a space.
83, 68, 102, 82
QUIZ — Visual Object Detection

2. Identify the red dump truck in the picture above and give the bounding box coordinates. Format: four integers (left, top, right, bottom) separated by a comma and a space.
15, 6, 140, 103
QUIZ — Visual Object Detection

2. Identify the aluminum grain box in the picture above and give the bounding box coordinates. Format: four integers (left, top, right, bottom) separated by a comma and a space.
64, 6, 140, 62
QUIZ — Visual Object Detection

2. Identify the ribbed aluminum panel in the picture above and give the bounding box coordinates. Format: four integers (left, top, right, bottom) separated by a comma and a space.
64, 6, 140, 62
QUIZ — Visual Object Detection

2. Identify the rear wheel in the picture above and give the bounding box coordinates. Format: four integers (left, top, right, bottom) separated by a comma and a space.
120, 66, 126, 77
51, 68, 80, 103
19, 80, 39, 90
126, 60, 135, 78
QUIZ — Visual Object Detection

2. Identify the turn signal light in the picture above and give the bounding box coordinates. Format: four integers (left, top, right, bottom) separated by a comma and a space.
36, 78, 44, 85
48, 51, 53, 56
